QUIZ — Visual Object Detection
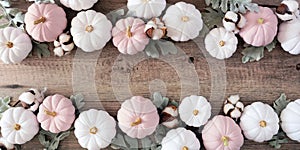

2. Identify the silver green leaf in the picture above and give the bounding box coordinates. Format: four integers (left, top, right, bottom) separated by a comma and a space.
152, 92, 169, 109
154, 125, 168, 144
70, 93, 85, 111
269, 131, 289, 149
145, 40, 159, 58
202, 8, 224, 29
241, 46, 264, 63
106, 9, 125, 26
32, 42, 50, 58
206, 0, 259, 13
156, 40, 177, 56
242, 39, 278, 63
0, 96, 10, 119
111, 133, 139, 150
141, 136, 153, 150
273, 93, 290, 115
38, 129, 71, 150
145, 40, 178, 58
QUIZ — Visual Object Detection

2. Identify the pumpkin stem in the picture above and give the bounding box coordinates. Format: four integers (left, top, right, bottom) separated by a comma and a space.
6, 42, 13, 48
221, 136, 229, 146
182, 146, 189, 150
181, 16, 190, 22
193, 109, 199, 116
219, 41, 225, 47
34, 16, 46, 25
44, 110, 57, 117
14, 124, 21, 131
257, 18, 264, 24
85, 25, 94, 32
131, 117, 142, 126
89, 127, 98, 134
259, 120, 267, 127
126, 26, 132, 38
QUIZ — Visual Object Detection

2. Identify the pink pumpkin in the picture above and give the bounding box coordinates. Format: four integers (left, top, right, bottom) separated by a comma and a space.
239, 7, 278, 47
202, 115, 244, 150
117, 96, 159, 139
24, 3, 67, 42
112, 17, 149, 55
37, 94, 75, 133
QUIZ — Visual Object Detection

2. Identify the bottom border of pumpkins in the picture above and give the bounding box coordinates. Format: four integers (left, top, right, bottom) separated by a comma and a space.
0, 88, 297, 150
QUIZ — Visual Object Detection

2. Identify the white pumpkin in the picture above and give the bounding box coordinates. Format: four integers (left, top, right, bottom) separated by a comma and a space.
205, 27, 238, 59
127, 0, 166, 19
60, 0, 98, 11
71, 10, 112, 52
278, 19, 300, 55
0, 107, 39, 144
281, 99, 300, 142
74, 109, 116, 150
0, 27, 32, 64
240, 102, 279, 142
178, 95, 211, 127
161, 127, 200, 150
162, 2, 203, 41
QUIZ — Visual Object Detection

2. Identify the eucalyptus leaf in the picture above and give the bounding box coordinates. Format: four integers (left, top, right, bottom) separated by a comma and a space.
199, 24, 210, 37
266, 39, 277, 52
32, 42, 50, 58
202, 8, 224, 29
152, 92, 169, 109
155, 40, 177, 56
106, 9, 125, 26
154, 125, 168, 144
124, 135, 139, 149
38, 130, 71, 150
0, 96, 11, 119
141, 136, 153, 150
273, 93, 290, 115
70, 93, 85, 112
145, 40, 159, 58
111, 133, 128, 149
206, 0, 259, 13
241, 46, 264, 63
269, 131, 288, 149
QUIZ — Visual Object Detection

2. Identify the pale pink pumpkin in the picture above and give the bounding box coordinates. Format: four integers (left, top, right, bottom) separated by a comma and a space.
202, 115, 244, 150
37, 94, 75, 133
112, 17, 149, 55
117, 96, 159, 139
239, 7, 278, 47
24, 3, 67, 42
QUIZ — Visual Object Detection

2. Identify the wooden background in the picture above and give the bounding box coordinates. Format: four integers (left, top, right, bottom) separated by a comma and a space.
0, 0, 300, 149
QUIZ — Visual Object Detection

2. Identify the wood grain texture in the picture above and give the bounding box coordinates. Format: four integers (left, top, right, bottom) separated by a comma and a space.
1, 0, 300, 149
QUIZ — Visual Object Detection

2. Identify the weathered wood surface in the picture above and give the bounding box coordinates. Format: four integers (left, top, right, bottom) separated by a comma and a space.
0, 0, 300, 149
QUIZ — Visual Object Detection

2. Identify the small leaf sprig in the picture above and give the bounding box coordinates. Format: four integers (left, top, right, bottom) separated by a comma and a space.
205, 0, 259, 13
268, 93, 290, 149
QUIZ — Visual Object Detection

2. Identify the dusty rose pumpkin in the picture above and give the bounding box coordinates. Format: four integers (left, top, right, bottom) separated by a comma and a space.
202, 115, 244, 150
239, 6, 278, 47
24, 3, 67, 42
117, 96, 159, 139
112, 17, 149, 55
37, 94, 75, 133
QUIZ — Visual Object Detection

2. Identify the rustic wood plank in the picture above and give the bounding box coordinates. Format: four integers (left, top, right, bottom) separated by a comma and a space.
0, 0, 300, 149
